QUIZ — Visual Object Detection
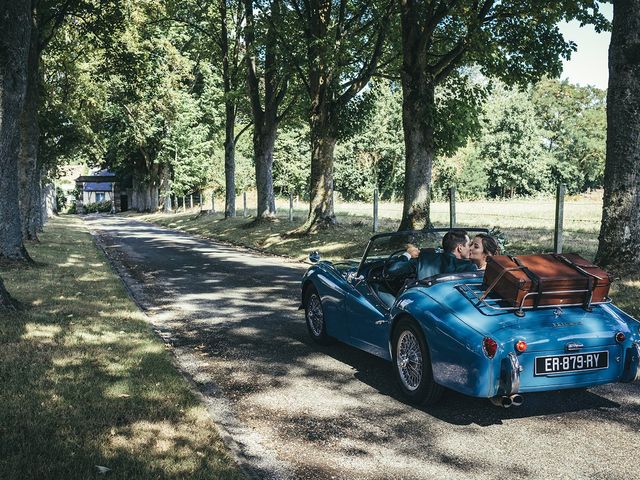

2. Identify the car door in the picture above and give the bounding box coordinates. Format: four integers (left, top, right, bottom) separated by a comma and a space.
343, 274, 392, 359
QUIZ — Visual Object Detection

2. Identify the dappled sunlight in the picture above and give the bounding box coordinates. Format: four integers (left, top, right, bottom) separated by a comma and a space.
22, 323, 63, 343
56, 258, 87, 268
2, 217, 242, 476
621, 278, 640, 288
103, 380, 135, 398
56, 253, 89, 268
52, 356, 84, 368
72, 213, 640, 479
106, 419, 223, 466
76, 272, 113, 282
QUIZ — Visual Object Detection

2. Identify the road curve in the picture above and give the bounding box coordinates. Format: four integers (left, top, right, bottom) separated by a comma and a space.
85, 215, 640, 480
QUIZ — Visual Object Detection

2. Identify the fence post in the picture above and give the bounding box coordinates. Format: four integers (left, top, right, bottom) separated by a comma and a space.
373, 188, 379, 233
289, 192, 293, 222
182, 195, 186, 212
449, 187, 456, 228
554, 184, 566, 254
189, 194, 193, 209
243, 192, 247, 217
211, 193, 215, 214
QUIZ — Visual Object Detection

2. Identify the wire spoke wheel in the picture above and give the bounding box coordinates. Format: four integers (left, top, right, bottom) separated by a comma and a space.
307, 293, 324, 337
392, 318, 443, 405
396, 330, 423, 391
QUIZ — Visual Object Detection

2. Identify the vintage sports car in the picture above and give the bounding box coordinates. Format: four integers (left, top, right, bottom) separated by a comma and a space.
300, 229, 640, 407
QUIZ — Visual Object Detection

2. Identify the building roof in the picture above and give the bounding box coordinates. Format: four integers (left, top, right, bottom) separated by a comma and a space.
75, 169, 116, 184
92, 168, 115, 177
84, 182, 113, 192
76, 176, 118, 183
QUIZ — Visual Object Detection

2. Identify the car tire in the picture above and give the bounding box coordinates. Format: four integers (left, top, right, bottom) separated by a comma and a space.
304, 286, 332, 345
392, 317, 443, 406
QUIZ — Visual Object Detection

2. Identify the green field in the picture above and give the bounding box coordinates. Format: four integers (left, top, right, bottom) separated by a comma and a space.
150, 192, 603, 260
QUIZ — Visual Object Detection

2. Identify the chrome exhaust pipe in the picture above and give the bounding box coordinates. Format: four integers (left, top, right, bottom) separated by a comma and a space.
490, 396, 512, 408
510, 394, 524, 407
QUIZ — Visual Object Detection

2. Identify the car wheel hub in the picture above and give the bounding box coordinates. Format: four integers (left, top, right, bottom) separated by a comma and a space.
307, 294, 324, 336
397, 330, 423, 391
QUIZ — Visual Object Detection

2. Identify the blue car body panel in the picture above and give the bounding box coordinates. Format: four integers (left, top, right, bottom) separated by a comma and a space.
302, 255, 640, 399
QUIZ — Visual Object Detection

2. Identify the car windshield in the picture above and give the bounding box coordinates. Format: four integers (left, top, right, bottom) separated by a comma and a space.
358, 228, 489, 272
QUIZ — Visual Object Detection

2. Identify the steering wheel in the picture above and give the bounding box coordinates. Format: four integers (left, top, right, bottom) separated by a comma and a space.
381, 249, 417, 292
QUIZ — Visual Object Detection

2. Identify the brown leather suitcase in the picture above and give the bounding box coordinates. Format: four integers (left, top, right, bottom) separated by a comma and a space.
482, 254, 613, 310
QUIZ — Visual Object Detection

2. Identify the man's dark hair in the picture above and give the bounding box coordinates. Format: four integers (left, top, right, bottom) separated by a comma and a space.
442, 229, 469, 253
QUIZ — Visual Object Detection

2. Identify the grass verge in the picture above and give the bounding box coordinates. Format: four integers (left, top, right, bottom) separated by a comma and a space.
0, 216, 243, 480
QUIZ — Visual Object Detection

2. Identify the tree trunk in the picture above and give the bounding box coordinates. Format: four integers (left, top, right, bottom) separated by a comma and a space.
244, 0, 281, 220
161, 164, 172, 212
398, 82, 435, 231
220, 0, 236, 218
42, 181, 55, 220
0, 0, 32, 262
34, 162, 45, 229
131, 160, 160, 212
398, 6, 435, 231
0, 275, 20, 311
254, 124, 277, 218
595, 0, 640, 268
131, 182, 159, 212
224, 104, 236, 218
18, 15, 40, 241
305, 103, 337, 230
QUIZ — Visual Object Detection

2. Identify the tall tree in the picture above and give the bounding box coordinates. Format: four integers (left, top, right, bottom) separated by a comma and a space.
0, 0, 32, 262
480, 88, 550, 198
531, 78, 606, 194
18, 0, 86, 240
219, 0, 245, 217
0, 0, 32, 309
244, 0, 294, 219
18, 5, 42, 241
596, 0, 640, 268
164, 0, 247, 217
283, 0, 395, 232
396, 0, 608, 230
96, 0, 211, 212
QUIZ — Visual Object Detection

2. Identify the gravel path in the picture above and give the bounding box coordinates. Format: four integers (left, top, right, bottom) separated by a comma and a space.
86, 215, 640, 480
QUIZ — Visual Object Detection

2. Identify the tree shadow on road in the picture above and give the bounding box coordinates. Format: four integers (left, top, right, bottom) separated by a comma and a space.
91, 217, 640, 480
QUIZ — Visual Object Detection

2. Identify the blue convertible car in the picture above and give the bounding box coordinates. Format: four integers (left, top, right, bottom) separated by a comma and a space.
301, 229, 640, 407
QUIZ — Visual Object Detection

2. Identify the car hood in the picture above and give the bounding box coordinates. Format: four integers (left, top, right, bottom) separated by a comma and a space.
420, 281, 632, 352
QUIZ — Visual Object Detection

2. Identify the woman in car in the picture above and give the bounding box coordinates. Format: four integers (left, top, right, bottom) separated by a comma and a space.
469, 233, 500, 270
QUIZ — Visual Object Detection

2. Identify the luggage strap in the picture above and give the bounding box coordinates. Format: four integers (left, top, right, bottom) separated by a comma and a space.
552, 254, 595, 310
510, 256, 543, 308
553, 254, 605, 280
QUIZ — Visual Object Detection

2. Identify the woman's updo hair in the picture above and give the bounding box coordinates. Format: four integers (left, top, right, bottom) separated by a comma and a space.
475, 233, 500, 256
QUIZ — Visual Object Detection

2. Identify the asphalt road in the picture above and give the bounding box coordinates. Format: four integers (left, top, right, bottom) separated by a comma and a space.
86, 215, 640, 480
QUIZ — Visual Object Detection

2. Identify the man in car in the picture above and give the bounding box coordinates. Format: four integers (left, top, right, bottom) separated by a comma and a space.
389, 229, 478, 280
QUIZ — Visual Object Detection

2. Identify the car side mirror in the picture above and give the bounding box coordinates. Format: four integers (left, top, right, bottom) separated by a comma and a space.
346, 271, 364, 285
308, 251, 321, 263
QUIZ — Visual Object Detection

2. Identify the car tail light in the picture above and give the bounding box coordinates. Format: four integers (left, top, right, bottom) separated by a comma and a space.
615, 332, 626, 343
515, 340, 527, 353
483, 337, 498, 358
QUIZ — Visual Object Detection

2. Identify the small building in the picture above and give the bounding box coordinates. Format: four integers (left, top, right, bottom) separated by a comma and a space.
75, 169, 127, 213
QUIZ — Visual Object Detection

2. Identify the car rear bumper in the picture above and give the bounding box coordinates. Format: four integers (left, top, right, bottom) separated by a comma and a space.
494, 342, 640, 396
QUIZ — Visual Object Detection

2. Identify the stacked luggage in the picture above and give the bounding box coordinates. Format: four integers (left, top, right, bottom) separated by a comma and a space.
482, 253, 613, 315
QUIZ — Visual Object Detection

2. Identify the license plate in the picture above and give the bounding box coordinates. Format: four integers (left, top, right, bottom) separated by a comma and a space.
534, 351, 608, 375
